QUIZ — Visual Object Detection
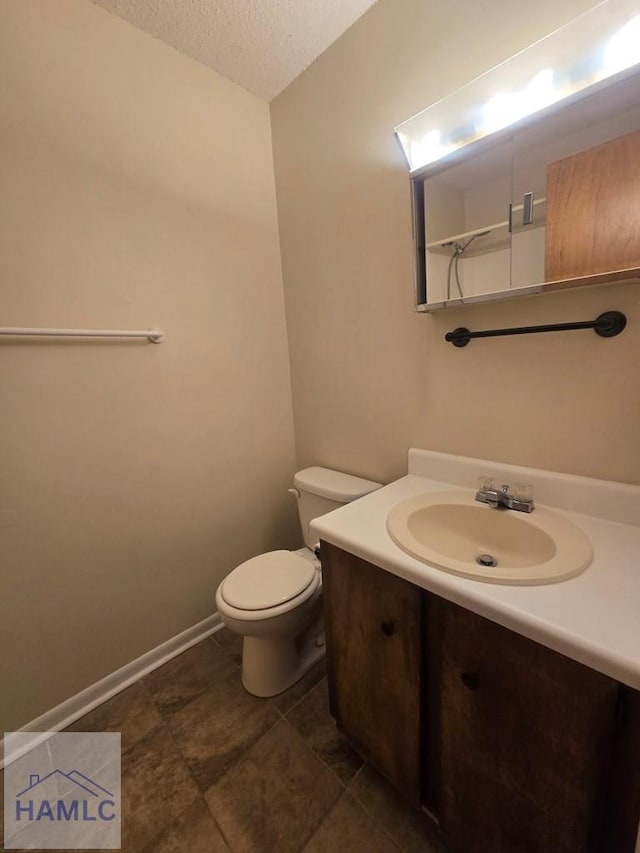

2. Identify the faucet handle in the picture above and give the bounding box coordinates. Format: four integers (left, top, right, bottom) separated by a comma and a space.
513, 483, 534, 501
501, 484, 510, 494
478, 474, 494, 491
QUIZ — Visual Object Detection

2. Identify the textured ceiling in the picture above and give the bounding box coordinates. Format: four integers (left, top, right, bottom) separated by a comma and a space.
91, 0, 378, 100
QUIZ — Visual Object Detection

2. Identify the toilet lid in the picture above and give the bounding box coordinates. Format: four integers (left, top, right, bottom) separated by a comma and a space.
220, 550, 316, 611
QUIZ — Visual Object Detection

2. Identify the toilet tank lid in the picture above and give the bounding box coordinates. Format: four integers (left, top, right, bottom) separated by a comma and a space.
294, 467, 382, 502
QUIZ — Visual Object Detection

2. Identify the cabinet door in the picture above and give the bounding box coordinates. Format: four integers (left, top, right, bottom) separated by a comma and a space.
321, 542, 422, 803
428, 598, 620, 853
545, 128, 640, 282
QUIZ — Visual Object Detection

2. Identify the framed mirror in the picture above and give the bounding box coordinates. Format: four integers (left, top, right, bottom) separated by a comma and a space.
396, 0, 640, 311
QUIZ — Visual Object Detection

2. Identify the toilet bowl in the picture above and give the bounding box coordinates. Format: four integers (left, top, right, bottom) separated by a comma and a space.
215, 467, 382, 697
216, 548, 323, 697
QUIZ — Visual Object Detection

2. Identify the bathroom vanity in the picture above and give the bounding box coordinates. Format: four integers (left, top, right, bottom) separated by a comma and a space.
312, 450, 640, 852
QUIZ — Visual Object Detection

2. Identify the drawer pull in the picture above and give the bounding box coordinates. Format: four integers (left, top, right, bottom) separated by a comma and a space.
461, 671, 480, 690
380, 620, 395, 637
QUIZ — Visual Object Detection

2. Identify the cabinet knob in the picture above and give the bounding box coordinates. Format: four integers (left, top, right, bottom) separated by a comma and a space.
380, 620, 395, 637
460, 671, 480, 690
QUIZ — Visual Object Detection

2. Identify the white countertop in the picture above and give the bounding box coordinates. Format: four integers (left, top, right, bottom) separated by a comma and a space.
311, 450, 640, 690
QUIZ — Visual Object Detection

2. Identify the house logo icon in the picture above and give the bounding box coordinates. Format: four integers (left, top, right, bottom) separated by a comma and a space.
4, 731, 121, 850
15, 769, 117, 822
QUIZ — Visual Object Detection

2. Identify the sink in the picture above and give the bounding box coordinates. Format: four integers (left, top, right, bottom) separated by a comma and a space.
386, 490, 593, 584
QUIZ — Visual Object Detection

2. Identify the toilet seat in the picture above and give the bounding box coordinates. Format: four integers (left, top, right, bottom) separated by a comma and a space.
219, 550, 317, 612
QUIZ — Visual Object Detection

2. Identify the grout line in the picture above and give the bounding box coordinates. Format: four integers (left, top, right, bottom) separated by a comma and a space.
344, 777, 407, 853
199, 709, 284, 796
348, 766, 445, 853
273, 668, 327, 719
145, 678, 240, 722
197, 713, 288, 850
277, 713, 358, 792
275, 717, 344, 850
279, 682, 318, 716
200, 794, 234, 853
136, 794, 201, 853
118, 717, 201, 850
344, 788, 405, 852
347, 761, 365, 789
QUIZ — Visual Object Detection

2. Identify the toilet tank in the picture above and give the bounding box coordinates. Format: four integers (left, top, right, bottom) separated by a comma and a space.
292, 467, 382, 549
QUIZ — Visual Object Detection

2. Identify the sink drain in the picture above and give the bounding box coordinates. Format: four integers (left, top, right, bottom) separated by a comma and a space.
476, 553, 498, 567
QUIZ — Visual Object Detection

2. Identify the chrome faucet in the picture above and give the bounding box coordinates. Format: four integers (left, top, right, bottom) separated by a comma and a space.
475, 479, 535, 513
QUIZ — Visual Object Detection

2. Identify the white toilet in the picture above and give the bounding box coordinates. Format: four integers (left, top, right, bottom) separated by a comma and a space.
215, 466, 381, 697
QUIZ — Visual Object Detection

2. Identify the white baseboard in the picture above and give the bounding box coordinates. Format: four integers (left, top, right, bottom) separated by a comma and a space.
2, 612, 223, 768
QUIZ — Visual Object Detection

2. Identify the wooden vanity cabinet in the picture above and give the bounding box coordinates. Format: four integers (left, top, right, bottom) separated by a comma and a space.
321, 542, 640, 852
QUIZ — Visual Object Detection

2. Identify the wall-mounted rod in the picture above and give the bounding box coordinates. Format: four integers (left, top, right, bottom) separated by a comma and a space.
0, 327, 164, 343
445, 311, 626, 348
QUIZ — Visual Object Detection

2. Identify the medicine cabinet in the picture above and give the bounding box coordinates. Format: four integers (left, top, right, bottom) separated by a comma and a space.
398, 1, 640, 311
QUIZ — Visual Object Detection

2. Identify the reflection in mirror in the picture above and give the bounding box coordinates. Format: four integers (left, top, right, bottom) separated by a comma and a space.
424, 141, 512, 305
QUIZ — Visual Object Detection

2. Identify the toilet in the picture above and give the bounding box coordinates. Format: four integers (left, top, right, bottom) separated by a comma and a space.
215, 466, 381, 697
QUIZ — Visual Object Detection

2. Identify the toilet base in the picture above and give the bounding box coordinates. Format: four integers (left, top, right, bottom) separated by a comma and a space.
241, 614, 325, 697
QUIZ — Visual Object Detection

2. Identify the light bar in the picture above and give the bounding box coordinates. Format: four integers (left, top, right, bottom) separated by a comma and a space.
395, 0, 640, 174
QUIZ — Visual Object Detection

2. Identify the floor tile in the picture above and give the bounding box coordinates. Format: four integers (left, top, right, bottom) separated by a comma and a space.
303, 791, 401, 852
349, 764, 445, 853
270, 657, 327, 715
286, 678, 362, 784
205, 719, 342, 853
141, 797, 229, 852
120, 724, 199, 851
211, 626, 243, 667
66, 681, 162, 753
164, 671, 279, 790
144, 639, 237, 716
5, 636, 452, 852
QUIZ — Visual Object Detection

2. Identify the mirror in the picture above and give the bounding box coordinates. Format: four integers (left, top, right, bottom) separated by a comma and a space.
415, 72, 640, 309
397, 0, 640, 310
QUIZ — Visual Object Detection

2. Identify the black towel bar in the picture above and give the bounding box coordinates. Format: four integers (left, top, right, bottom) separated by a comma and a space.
445, 311, 627, 348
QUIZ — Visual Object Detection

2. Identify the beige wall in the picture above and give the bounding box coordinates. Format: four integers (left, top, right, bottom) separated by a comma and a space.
0, 1, 297, 731
271, 0, 640, 487
4, 0, 640, 734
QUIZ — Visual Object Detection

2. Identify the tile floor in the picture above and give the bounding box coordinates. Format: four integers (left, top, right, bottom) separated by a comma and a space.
4, 630, 445, 852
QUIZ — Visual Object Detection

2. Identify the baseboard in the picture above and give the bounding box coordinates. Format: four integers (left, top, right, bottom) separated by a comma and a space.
2, 612, 223, 768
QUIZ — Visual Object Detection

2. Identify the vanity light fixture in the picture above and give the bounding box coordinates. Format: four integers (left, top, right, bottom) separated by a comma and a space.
395, 0, 640, 173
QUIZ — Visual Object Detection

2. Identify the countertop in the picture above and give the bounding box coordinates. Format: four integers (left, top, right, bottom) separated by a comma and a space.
311, 450, 640, 690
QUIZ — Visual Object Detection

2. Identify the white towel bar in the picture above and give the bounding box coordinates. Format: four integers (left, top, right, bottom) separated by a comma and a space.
0, 327, 163, 343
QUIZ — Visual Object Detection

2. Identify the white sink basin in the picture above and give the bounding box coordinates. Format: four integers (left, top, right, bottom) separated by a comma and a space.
386, 490, 593, 584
